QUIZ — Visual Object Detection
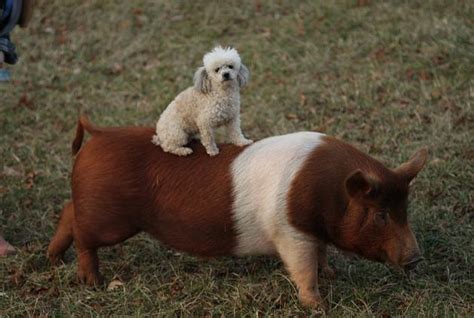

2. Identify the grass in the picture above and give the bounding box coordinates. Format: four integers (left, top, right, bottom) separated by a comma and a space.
1, 0, 473, 316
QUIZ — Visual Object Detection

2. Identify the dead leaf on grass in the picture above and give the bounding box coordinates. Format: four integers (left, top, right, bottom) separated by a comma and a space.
419, 70, 433, 81
17, 94, 35, 109
56, 27, 68, 45
406, 68, 415, 80
255, 0, 261, 13
356, 0, 370, 7
3, 166, 21, 177
24, 171, 37, 189
109, 63, 124, 76
285, 113, 299, 121
259, 27, 271, 39
107, 278, 124, 291
374, 48, 385, 61
296, 14, 305, 36
299, 93, 307, 106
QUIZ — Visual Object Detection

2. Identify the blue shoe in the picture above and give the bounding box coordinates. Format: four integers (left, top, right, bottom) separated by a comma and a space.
0, 68, 11, 81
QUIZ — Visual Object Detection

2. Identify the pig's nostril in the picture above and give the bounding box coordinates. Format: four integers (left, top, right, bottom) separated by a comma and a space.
403, 255, 424, 271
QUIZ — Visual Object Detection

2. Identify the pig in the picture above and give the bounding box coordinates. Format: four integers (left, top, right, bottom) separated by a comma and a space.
47, 116, 427, 309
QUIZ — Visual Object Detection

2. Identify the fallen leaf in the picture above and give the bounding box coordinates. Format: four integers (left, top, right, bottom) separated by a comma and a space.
24, 171, 37, 189
259, 27, 271, 38
405, 68, 415, 80
431, 158, 444, 166
109, 63, 124, 75
169, 279, 184, 297
9, 268, 24, 286
17, 94, 35, 109
431, 89, 442, 99
299, 93, 307, 106
356, 0, 370, 7
44, 26, 54, 34
132, 8, 143, 16
255, 0, 261, 13
56, 28, 68, 45
3, 166, 21, 177
285, 113, 299, 121
463, 149, 474, 160
419, 70, 432, 81
107, 278, 124, 291
432, 55, 447, 65
296, 15, 305, 36
374, 48, 385, 61
119, 20, 131, 30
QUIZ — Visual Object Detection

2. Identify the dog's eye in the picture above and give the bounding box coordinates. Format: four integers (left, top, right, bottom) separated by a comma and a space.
228, 65, 234, 69
215, 67, 220, 73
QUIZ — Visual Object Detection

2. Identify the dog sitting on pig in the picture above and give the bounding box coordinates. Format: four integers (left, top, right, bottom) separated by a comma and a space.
48, 117, 427, 309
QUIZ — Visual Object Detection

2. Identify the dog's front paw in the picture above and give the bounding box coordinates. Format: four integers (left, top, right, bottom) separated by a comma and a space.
206, 146, 220, 156
151, 135, 160, 146
235, 138, 253, 147
172, 147, 193, 156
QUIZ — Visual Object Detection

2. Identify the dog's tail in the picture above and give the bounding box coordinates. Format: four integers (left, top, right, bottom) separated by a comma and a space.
72, 116, 100, 155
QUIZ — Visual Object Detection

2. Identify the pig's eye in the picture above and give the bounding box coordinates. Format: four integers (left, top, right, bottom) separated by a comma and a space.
375, 211, 388, 226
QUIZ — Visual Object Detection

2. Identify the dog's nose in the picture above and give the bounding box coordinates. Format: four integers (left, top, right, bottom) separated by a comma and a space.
223, 72, 230, 80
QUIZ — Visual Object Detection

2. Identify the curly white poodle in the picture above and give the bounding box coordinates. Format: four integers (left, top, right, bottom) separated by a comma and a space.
152, 46, 253, 156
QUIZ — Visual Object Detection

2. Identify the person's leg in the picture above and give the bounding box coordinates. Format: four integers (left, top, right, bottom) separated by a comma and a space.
0, 234, 16, 256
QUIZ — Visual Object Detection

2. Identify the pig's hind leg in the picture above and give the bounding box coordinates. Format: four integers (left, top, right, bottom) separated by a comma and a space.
72, 214, 140, 286
74, 244, 103, 286
48, 202, 102, 286
47, 201, 75, 265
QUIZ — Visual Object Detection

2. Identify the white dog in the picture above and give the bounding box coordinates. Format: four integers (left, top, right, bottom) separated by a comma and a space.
152, 46, 253, 156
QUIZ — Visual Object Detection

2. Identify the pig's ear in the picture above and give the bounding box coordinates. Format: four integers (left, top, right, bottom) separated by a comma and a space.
345, 170, 378, 198
395, 147, 428, 183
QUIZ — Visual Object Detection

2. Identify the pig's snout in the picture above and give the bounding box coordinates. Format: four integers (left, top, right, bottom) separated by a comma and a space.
402, 251, 424, 271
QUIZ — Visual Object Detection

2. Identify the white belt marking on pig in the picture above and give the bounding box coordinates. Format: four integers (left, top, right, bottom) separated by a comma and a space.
231, 132, 325, 255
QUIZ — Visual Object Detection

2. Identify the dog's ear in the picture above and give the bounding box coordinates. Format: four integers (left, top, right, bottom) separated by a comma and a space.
237, 64, 250, 88
194, 67, 212, 94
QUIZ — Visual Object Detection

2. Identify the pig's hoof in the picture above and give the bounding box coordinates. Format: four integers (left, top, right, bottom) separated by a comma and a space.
48, 253, 63, 266
298, 291, 327, 311
77, 270, 104, 287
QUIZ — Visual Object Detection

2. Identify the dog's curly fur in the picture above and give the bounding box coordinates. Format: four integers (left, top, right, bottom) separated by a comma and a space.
152, 46, 253, 156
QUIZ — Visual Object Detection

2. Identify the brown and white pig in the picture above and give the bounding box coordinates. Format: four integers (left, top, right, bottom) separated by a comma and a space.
48, 117, 427, 309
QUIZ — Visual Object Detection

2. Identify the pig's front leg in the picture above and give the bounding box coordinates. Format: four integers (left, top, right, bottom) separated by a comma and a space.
318, 242, 336, 279
276, 236, 325, 309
